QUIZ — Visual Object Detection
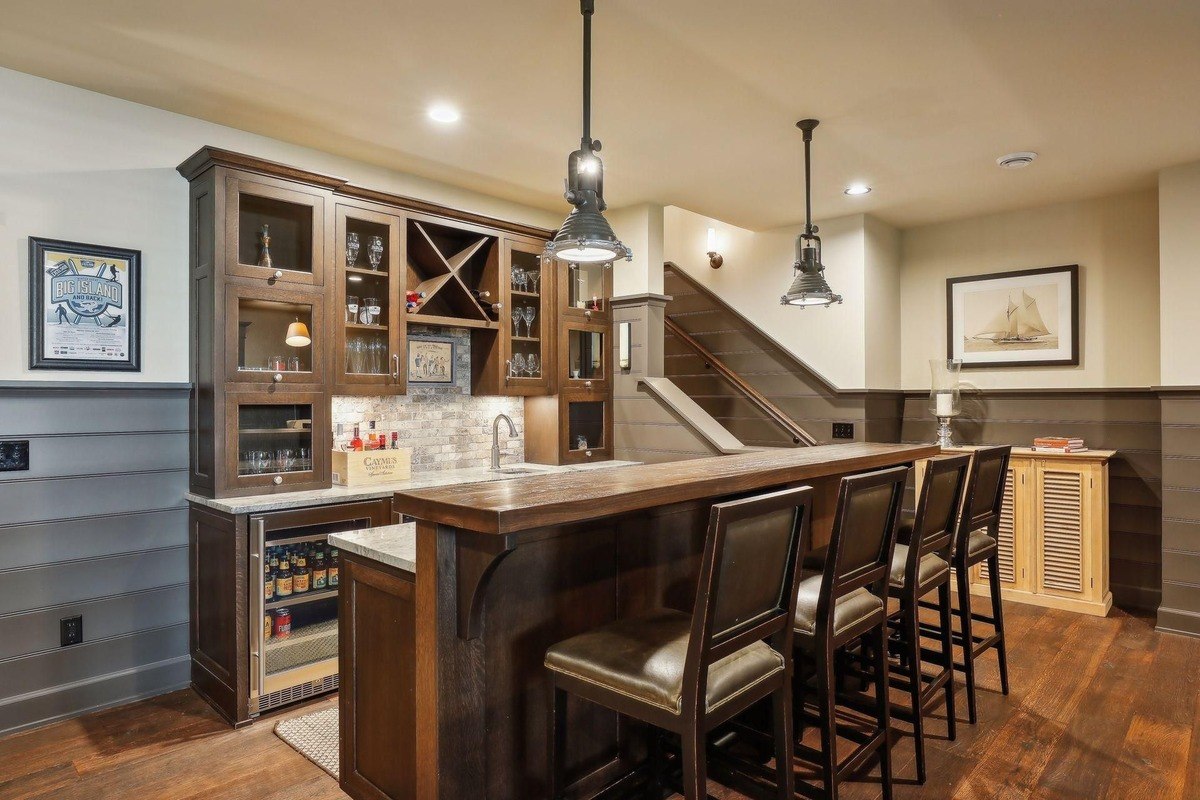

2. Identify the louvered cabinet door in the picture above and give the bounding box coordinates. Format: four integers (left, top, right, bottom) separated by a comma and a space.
971, 463, 1032, 592
1033, 460, 1098, 602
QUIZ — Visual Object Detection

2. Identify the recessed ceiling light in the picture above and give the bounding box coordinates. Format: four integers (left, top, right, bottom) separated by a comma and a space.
427, 103, 461, 124
844, 183, 872, 196
997, 151, 1037, 169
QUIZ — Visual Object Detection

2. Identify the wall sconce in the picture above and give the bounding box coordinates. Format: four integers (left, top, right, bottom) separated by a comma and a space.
618, 321, 632, 370
706, 227, 723, 269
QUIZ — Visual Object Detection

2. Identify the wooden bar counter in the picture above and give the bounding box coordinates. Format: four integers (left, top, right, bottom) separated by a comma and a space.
375, 443, 937, 800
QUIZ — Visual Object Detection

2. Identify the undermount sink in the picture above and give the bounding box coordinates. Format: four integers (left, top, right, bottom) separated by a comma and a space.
491, 466, 553, 476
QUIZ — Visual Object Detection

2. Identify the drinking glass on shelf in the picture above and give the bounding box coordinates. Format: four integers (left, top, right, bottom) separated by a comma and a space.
298, 447, 311, 471
347, 337, 364, 373
528, 270, 540, 294
267, 354, 286, 372
362, 297, 379, 325
574, 435, 588, 451
367, 235, 384, 271
511, 266, 525, 291
527, 353, 540, 377
521, 306, 536, 338
511, 309, 522, 336
251, 450, 272, 474
346, 295, 360, 324
369, 338, 384, 374
346, 232, 360, 267
287, 355, 301, 372
276, 449, 298, 472
511, 353, 526, 378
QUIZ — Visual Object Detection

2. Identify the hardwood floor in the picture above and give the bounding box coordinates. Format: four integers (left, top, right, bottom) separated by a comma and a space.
0, 603, 1195, 800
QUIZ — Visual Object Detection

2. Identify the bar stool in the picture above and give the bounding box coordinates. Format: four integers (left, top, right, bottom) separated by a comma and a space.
884, 453, 971, 784
792, 466, 908, 800
544, 485, 815, 800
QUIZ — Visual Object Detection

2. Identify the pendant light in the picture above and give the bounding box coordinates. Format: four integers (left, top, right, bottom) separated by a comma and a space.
781, 119, 843, 307
285, 318, 311, 347
544, 0, 632, 265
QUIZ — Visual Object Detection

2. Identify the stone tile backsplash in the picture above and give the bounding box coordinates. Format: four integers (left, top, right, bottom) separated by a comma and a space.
331, 325, 524, 472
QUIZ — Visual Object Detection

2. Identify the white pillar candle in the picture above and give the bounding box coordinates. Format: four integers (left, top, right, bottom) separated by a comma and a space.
936, 392, 953, 417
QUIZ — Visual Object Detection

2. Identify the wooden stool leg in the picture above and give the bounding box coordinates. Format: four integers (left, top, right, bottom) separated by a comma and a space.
681, 726, 707, 800
956, 564, 979, 725
548, 684, 567, 800
938, 581, 957, 742
815, 644, 839, 799
875, 621, 894, 800
904, 598, 926, 784
772, 684, 795, 800
988, 552, 1011, 696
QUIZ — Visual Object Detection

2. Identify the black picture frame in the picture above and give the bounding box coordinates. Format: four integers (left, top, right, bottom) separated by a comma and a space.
28, 237, 142, 372
946, 264, 1080, 369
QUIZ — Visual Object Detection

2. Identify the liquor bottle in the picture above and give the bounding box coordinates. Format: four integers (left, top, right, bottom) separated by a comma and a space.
367, 433, 378, 451
405, 290, 426, 303
312, 550, 328, 590
328, 549, 340, 588
293, 553, 311, 594
390, 431, 399, 449
275, 558, 293, 598
350, 425, 363, 452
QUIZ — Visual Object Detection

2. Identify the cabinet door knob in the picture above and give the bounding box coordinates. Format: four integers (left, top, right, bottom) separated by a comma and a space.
272, 475, 283, 485
585, 450, 593, 457
273, 373, 283, 382
585, 380, 593, 389
584, 310, 592, 318
272, 270, 283, 279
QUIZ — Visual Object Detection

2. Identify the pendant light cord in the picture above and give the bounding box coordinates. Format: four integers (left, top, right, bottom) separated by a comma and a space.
581, 0, 594, 148
803, 128, 813, 235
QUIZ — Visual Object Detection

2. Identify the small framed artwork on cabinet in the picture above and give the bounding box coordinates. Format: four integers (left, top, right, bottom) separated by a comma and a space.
407, 336, 455, 386
28, 237, 141, 371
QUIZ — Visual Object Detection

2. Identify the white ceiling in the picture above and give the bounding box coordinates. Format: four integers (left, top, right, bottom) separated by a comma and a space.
1, 0, 1197, 230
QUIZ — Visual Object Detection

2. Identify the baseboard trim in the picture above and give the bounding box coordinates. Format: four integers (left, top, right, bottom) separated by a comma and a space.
1156, 606, 1200, 638
0, 654, 190, 736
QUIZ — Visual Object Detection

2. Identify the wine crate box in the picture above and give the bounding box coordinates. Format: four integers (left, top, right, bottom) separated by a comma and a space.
331, 448, 412, 487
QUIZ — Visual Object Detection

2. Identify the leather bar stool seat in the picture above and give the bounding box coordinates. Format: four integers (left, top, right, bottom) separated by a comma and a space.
888, 544, 949, 589
544, 609, 785, 715
793, 574, 885, 639
964, 531, 997, 559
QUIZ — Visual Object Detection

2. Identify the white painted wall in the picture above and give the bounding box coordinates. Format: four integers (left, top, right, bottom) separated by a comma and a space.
663, 205, 873, 390
608, 203, 665, 297
864, 216, 901, 390
0, 67, 559, 383
900, 189, 1159, 390
1159, 162, 1200, 387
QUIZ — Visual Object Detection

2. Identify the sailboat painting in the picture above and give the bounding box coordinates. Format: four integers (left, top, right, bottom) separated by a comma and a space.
947, 265, 1079, 368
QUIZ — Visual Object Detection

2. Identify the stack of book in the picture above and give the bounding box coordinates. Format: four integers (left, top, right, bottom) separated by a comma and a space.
1032, 436, 1088, 453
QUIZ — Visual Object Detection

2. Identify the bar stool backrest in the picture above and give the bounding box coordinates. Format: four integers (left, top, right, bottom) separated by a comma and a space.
957, 445, 1013, 547
908, 454, 973, 575
684, 485, 814, 702
820, 466, 908, 618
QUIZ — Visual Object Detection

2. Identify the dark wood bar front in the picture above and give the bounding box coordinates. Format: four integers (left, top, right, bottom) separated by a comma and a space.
392, 443, 938, 800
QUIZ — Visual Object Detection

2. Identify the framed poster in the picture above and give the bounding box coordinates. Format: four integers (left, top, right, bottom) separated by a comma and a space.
29, 237, 141, 371
947, 264, 1079, 369
407, 336, 455, 385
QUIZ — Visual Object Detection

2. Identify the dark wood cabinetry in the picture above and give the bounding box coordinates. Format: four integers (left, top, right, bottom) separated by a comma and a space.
339, 551, 417, 800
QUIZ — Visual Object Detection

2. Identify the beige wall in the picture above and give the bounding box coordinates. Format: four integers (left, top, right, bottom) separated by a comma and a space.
864, 216, 902, 389
1159, 162, 1200, 387
608, 203, 665, 298
900, 189, 1160, 390
0, 67, 559, 383
663, 206, 875, 390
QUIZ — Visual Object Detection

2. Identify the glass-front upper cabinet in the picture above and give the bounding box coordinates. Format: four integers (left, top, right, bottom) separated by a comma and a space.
226, 392, 328, 494
501, 240, 553, 394
225, 286, 324, 386
224, 173, 328, 288
563, 398, 611, 463
558, 261, 612, 322
561, 322, 610, 393
333, 203, 405, 394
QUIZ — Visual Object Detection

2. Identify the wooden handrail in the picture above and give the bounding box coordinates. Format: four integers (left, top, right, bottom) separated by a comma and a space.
664, 316, 818, 447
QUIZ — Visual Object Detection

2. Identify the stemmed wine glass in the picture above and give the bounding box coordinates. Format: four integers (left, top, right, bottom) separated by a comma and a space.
511, 353, 526, 378
528, 271, 540, 295
526, 353, 540, 377
511, 309, 522, 337
521, 306, 536, 338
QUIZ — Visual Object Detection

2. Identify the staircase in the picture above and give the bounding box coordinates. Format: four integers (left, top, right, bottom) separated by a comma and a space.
663, 263, 892, 447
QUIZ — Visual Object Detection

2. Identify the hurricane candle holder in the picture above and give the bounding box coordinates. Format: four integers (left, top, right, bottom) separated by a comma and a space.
929, 358, 962, 448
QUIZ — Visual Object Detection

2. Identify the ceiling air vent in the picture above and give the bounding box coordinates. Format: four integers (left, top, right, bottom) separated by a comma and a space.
996, 151, 1038, 170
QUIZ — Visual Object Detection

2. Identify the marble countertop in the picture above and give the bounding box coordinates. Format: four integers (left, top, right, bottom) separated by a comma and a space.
185, 460, 640, 515
330, 523, 416, 573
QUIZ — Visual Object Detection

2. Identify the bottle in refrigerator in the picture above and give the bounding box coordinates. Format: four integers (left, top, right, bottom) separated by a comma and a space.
264, 561, 275, 602
275, 559, 293, 598
312, 550, 328, 590
293, 553, 311, 594
328, 549, 340, 588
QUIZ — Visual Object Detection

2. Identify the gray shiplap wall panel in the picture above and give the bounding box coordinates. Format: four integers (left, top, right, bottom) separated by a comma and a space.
0, 508, 187, 570
0, 432, 188, 481
0, 470, 186, 526
0, 385, 189, 734
0, 547, 188, 616
0, 584, 187, 660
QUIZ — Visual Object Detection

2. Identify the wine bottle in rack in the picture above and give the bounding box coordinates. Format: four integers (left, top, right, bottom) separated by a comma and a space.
471, 290, 491, 303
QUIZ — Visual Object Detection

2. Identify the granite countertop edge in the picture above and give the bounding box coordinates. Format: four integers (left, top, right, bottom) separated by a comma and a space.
330, 523, 416, 574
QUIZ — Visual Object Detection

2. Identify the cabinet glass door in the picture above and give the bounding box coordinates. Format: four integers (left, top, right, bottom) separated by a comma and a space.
225, 174, 326, 287
501, 241, 552, 394
226, 393, 328, 493
560, 261, 612, 322
334, 204, 404, 393
226, 287, 324, 386
562, 323, 610, 393
562, 398, 611, 463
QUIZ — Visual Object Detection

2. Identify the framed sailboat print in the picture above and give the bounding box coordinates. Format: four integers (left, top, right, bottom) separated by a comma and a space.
947, 265, 1079, 368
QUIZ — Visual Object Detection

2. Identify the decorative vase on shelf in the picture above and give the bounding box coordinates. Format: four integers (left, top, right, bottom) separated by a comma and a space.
929, 358, 962, 448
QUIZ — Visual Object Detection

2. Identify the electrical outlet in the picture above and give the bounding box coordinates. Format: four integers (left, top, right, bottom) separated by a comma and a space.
832, 422, 855, 440
61, 615, 83, 647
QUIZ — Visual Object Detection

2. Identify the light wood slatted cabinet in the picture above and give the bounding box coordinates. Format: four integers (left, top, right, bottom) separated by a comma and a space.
921, 446, 1113, 617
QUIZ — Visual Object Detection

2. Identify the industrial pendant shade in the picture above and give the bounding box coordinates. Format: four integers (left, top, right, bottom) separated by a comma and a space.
781, 119, 842, 307
544, 0, 632, 265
